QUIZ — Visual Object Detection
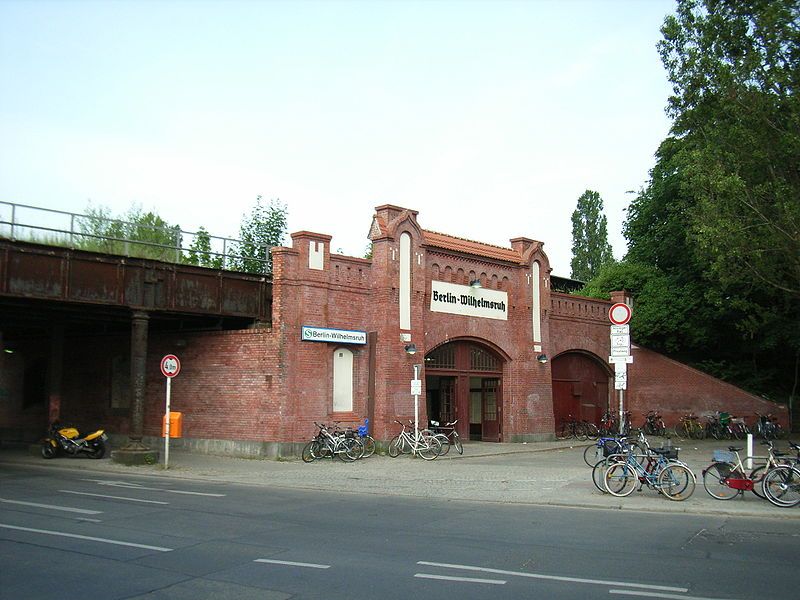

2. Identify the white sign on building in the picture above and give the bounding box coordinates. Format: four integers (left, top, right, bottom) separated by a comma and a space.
429, 281, 508, 321
301, 326, 367, 345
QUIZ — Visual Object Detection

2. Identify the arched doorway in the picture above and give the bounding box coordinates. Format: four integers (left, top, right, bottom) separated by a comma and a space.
425, 340, 504, 442
551, 352, 611, 430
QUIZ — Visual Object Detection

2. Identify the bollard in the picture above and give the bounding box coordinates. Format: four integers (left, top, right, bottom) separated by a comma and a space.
746, 433, 754, 470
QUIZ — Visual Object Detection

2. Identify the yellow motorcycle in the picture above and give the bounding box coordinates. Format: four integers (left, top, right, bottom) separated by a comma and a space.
41, 422, 108, 459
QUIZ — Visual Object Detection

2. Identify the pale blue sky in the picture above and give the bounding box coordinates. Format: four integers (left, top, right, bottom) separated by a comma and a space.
0, 0, 675, 274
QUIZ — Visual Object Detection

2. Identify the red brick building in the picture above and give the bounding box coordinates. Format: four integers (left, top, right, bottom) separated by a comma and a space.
0, 204, 787, 454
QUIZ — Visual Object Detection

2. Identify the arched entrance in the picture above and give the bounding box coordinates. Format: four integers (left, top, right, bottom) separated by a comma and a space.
551, 352, 611, 430
425, 340, 504, 442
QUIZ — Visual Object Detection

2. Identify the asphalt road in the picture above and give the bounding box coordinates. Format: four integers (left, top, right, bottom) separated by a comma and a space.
1, 461, 798, 599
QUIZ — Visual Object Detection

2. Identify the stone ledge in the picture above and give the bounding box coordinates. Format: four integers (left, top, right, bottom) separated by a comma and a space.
111, 449, 160, 465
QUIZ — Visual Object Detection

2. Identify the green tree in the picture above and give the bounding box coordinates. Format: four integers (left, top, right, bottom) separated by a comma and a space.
231, 196, 288, 274
594, 0, 800, 403
570, 190, 614, 281
77, 204, 182, 262
658, 0, 800, 296
185, 226, 223, 269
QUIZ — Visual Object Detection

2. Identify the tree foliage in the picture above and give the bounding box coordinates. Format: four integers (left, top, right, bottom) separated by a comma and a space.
78, 204, 182, 262
570, 190, 615, 281
580, 0, 800, 403
185, 227, 223, 269
231, 196, 288, 275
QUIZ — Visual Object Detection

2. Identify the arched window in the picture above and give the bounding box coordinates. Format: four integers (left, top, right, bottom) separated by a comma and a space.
332, 348, 354, 412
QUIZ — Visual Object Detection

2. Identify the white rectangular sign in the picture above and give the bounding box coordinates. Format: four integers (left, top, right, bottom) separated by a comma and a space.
301, 326, 367, 345
610, 325, 629, 336
430, 281, 508, 321
411, 380, 422, 395
614, 370, 627, 390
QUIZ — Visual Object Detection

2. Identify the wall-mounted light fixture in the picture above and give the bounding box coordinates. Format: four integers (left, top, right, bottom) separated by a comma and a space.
536, 353, 548, 364
404, 343, 417, 355
469, 279, 482, 289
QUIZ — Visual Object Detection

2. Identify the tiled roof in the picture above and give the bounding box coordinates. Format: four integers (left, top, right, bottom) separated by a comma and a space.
422, 230, 521, 263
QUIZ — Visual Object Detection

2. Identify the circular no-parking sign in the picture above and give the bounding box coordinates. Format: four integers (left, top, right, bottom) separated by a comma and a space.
608, 303, 632, 326
160, 354, 181, 378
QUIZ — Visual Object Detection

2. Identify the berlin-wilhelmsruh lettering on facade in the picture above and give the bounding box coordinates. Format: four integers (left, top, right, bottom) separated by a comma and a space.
429, 281, 508, 321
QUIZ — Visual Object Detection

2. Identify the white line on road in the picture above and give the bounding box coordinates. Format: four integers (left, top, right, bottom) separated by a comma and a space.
0, 497, 102, 515
415, 573, 506, 585
0, 523, 173, 552
417, 562, 689, 593
82, 479, 225, 497
610, 589, 738, 600
60, 490, 169, 505
254, 559, 331, 569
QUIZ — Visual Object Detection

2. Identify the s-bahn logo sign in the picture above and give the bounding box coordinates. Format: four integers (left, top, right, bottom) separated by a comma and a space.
301, 326, 367, 345
430, 281, 508, 321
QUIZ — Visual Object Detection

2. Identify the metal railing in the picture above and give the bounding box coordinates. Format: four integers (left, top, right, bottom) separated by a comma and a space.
0, 201, 271, 274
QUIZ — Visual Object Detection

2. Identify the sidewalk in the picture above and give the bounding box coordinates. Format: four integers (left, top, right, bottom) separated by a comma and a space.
2, 438, 798, 519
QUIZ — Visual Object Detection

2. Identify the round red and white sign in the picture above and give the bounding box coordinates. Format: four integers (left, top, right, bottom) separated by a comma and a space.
608, 303, 632, 326
160, 354, 181, 378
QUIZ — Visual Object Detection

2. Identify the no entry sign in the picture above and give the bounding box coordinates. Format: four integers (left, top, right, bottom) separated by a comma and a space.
608, 303, 632, 326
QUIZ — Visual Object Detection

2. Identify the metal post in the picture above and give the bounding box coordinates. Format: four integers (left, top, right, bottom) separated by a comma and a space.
746, 433, 754, 470
164, 377, 171, 469
619, 389, 625, 436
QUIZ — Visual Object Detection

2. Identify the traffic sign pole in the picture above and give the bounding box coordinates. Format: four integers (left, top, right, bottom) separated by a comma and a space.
160, 354, 181, 470
608, 304, 632, 435
165, 377, 171, 469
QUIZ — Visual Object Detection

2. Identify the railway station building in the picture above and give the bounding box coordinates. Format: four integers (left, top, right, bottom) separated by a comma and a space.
0, 204, 787, 456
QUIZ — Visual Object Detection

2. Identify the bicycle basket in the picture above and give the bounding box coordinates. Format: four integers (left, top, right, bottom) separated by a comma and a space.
713, 450, 736, 463
719, 412, 731, 425
357, 425, 368, 437
602, 439, 622, 457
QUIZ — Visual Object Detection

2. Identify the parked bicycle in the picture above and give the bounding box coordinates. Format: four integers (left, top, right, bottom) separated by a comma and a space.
598, 411, 618, 436
673, 412, 705, 440
602, 437, 696, 501
357, 419, 376, 458
428, 419, 463, 455
642, 410, 666, 437
388, 420, 442, 460
754, 412, 784, 440
556, 415, 588, 441
583, 435, 646, 467
301, 421, 364, 463
702, 441, 783, 500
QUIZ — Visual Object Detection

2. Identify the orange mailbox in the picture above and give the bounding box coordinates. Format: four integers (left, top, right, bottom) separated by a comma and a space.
162, 411, 183, 438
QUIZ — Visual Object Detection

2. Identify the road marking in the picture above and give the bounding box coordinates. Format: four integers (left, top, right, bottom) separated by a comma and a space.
0, 497, 102, 515
60, 490, 169, 505
415, 573, 506, 585
610, 590, 737, 600
254, 559, 331, 569
0, 523, 172, 552
417, 562, 688, 593
83, 479, 225, 497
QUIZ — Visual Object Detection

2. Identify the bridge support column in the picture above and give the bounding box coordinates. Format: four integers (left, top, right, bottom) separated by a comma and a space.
47, 324, 64, 424
113, 310, 159, 465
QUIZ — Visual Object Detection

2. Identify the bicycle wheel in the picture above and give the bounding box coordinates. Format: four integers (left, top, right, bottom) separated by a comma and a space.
575, 422, 588, 441
424, 431, 450, 456
416, 436, 441, 461
592, 455, 623, 493
604, 462, 638, 497
584, 422, 599, 440
338, 438, 363, 462
360, 435, 376, 458
673, 422, 687, 441
451, 432, 463, 455
762, 465, 800, 507
556, 423, 571, 440
702, 463, 738, 500
749, 465, 769, 499
388, 435, 402, 458
301, 440, 318, 463
583, 443, 603, 467
659, 464, 695, 501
